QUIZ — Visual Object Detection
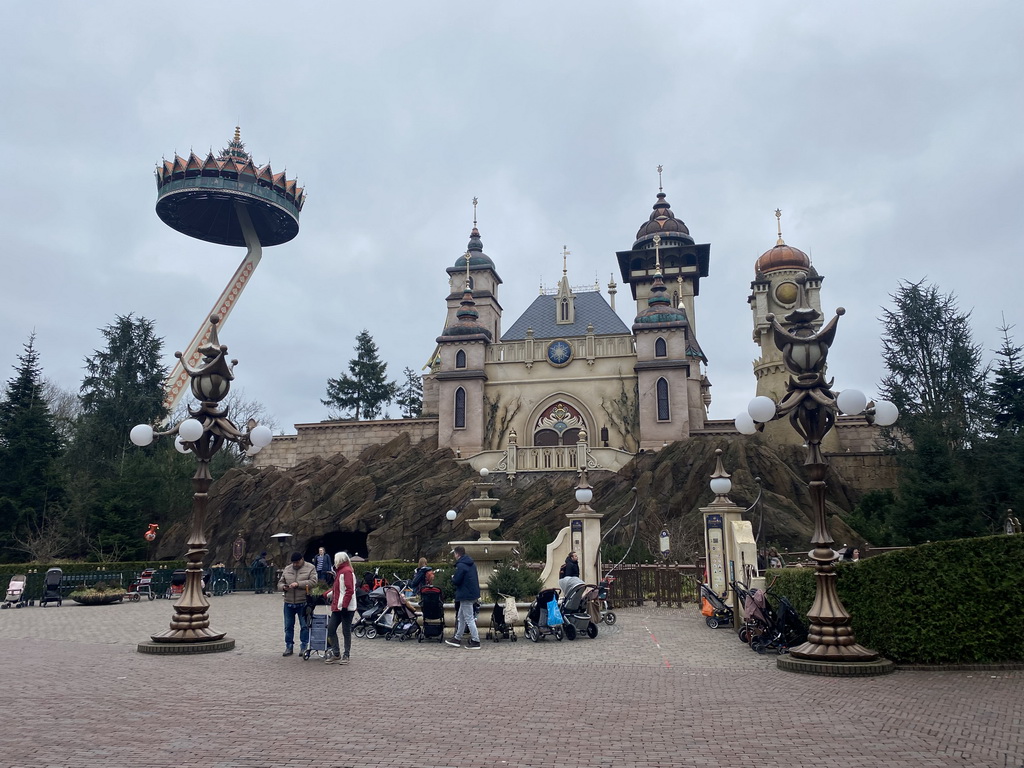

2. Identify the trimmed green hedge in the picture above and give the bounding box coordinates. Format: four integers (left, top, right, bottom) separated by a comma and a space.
768, 535, 1024, 664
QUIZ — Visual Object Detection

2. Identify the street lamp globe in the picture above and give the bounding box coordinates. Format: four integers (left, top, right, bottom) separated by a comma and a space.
836, 389, 867, 415
178, 418, 204, 442
734, 411, 758, 435
130, 424, 154, 447
446, 509, 457, 522
873, 400, 899, 426
747, 396, 777, 424
250, 424, 273, 448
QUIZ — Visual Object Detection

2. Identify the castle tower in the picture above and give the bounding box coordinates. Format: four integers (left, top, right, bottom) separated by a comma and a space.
444, 199, 503, 342
632, 234, 709, 451
748, 210, 823, 404
614, 180, 710, 337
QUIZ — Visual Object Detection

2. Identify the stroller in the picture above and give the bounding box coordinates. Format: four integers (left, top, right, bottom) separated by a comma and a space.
748, 593, 807, 654
39, 567, 64, 608
417, 585, 446, 643
2, 574, 30, 609
378, 586, 420, 642
164, 569, 187, 600
353, 585, 389, 638
700, 583, 733, 629
559, 577, 600, 640
485, 593, 519, 643
597, 575, 617, 625
127, 568, 156, 602
302, 597, 332, 660
523, 587, 564, 642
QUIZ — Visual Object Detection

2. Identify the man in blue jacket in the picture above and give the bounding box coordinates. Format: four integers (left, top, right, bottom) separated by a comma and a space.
446, 546, 481, 649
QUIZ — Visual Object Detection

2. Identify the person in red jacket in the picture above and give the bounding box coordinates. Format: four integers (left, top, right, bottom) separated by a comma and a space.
324, 551, 357, 664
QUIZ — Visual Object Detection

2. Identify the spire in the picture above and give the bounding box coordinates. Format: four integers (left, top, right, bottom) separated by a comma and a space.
657, 164, 664, 192
219, 126, 249, 163
776, 208, 785, 246
562, 245, 570, 278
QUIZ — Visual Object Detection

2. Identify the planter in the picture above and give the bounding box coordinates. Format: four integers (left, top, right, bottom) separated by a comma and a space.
70, 592, 126, 605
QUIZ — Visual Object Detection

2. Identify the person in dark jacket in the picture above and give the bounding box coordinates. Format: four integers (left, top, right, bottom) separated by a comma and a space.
446, 546, 481, 649
560, 551, 580, 579
408, 557, 433, 594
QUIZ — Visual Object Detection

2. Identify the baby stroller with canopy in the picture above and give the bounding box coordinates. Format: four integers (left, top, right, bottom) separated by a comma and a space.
38, 567, 63, 608
417, 585, 446, 643
523, 587, 564, 642
748, 593, 806, 654
353, 585, 388, 638
485, 593, 519, 643
377, 586, 420, 641
597, 575, 617, 625
700, 583, 733, 629
558, 577, 600, 640
2, 574, 30, 609
164, 569, 187, 600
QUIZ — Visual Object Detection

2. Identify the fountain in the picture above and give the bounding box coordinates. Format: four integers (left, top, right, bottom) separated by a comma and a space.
450, 468, 519, 597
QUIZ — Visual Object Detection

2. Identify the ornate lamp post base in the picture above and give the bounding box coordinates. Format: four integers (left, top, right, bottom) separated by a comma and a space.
138, 638, 235, 655
778, 655, 895, 677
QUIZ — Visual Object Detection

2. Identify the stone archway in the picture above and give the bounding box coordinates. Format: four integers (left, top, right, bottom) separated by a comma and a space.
532, 401, 587, 447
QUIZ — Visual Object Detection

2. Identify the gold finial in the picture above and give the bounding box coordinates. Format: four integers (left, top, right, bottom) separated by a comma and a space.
463, 251, 472, 290
657, 164, 664, 192
472, 196, 478, 226
677, 275, 684, 308
562, 245, 570, 276
775, 208, 785, 246
234, 125, 241, 143
653, 234, 662, 272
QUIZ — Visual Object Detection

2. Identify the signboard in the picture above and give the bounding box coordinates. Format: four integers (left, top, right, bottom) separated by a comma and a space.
659, 529, 671, 557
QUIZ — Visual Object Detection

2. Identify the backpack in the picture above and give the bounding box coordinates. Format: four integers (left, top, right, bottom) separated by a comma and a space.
559, 564, 566, 579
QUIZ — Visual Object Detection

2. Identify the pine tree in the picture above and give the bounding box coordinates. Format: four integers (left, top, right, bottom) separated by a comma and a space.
395, 366, 423, 418
322, 330, 398, 420
986, 322, 1024, 435
0, 334, 64, 561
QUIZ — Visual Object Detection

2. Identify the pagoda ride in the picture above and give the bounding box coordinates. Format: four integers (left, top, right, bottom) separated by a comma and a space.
154, 127, 305, 413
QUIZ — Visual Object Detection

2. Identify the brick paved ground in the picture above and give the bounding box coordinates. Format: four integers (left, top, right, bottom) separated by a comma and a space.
0, 594, 1020, 768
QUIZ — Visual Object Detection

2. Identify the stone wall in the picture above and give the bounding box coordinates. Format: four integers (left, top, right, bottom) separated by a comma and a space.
255, 418, 439, 469
826, 452, 900, 493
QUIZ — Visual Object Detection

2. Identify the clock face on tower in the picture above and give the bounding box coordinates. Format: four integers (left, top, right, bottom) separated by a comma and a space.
546, 339, 573, 367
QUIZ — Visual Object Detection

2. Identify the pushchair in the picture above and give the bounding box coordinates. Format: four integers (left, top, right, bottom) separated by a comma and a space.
559, 577, 600, 640
417, 585, 446, 643
748, 593, 806, 654
127, 568, 156, 602
39, 567, 64, 608
2, 574, 30, 609
485, 593, 519, 643
700, 583, 733, 629
302, 597, 332, 660
523, 587, 564, 642
378, 586, 420, 642
164, 569, 187, 600
597, 575, 617, 625
353, 585, 388, 638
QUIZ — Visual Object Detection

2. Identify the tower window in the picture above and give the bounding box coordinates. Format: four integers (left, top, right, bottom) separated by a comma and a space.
455, 349, 467, 369
655, 338, 667, 358
657, 378, 670, 421
560, 298, 570, 321
454, 387, 466, 429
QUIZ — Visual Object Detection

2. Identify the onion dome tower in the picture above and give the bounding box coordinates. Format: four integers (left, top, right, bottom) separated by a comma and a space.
154, 127, 304, 413
615, 169, 710, 337
444, 197, 503, 342
632, 233, 709, 450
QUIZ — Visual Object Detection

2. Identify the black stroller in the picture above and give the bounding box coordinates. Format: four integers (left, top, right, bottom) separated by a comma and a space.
523, 587, 564, 642
353, 585, 388, 639
378, 586, 420, 641
39, 568, 63, 608
558, 577, 600, 640
417, 585, 446, 643
485, 593, 519, 643
748, 593, 806, 654
700, 583, 733, 629
164, 569, 187, 600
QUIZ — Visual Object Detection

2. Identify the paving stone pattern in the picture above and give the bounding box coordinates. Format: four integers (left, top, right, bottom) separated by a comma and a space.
0, 595, 1020, 768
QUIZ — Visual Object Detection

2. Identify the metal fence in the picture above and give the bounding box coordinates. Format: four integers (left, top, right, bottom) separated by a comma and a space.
601, 563, 702, 609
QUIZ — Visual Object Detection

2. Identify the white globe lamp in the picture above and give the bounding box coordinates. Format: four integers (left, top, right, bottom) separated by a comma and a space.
748, 396, 777, 424
837, 389, 867, 416
130, 424, 154, 447
178, 418, 204, 443
250, 424, 273, 448
873, 400, 899, 426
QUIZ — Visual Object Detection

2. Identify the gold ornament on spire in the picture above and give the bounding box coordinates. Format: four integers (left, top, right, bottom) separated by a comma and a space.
657, 164, 664, 192
775, 208, 785, 245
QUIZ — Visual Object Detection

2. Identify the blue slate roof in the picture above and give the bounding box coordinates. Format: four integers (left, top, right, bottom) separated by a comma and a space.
501, 291, 630, 341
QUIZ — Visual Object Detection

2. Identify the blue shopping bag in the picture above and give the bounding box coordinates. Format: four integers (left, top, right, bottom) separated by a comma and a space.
546, 597, 563, 626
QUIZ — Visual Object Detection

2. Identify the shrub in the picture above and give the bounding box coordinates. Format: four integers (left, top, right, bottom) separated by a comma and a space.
766, 534, 1024, 664
487, 562, 542, 600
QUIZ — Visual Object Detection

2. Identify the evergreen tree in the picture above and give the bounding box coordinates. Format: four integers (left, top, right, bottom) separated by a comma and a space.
0, 334, 64, 561
986, 322, 1024, 435
322, 330, 398, 420
877, 281, 989, 543
395, 366, 423, 418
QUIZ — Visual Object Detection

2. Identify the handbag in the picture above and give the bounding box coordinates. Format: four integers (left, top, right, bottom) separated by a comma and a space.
546, 597, 563, 626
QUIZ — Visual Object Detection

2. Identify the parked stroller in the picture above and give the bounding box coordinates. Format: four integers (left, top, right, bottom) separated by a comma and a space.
378, 586, 421, 641
2, 574, 30, 609
559, 577, 600, 640
38, 567, 63, 607
597, 575, 617, 625
485, 593, 519, 643
523, 587, 564, 642
748, 593, 806, 654
164, 569, 187, 600
417, 585, 446, 643
700, 583, 733, 629
127, 568, 156, 602
353, 585, 389, 639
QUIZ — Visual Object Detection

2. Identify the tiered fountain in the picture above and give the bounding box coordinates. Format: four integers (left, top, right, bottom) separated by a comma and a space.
450, 469, 519, 597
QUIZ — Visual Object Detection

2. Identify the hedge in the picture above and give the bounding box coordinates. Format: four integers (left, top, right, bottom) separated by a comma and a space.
768, 534, 1024, 664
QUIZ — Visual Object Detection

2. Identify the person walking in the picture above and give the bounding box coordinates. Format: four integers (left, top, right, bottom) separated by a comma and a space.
250, 551, 268, 594
278, 551, 317, 656
314, 546, 334, 586
446, 546, 481, 649
324, 551, 357, 665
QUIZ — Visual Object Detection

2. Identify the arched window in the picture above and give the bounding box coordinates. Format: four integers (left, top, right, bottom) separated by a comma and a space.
454, 387, 466, 429
657, 378, 670, 421
655, 337, 667, 357
560, 298, 570, 321
455, 349, 467, 369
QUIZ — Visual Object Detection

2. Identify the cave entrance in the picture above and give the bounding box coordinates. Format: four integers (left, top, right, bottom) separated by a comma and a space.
307, 530, 369, 560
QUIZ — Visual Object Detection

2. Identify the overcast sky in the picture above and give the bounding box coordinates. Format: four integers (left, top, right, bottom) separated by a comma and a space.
2, 2, 1022, 433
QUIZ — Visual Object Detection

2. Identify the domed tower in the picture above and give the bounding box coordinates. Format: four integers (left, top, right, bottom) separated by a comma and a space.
444, 198, 503, 341
748, 209, 824, 403
632, 236, 709, 450
154, 127, 304, 413
434, 256, 493, 456
615, 175, 710, 337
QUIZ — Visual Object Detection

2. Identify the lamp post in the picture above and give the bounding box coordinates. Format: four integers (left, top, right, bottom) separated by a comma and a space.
132, 314, 273, 654
445, 509, 457, 545
735, 280, 898, 673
